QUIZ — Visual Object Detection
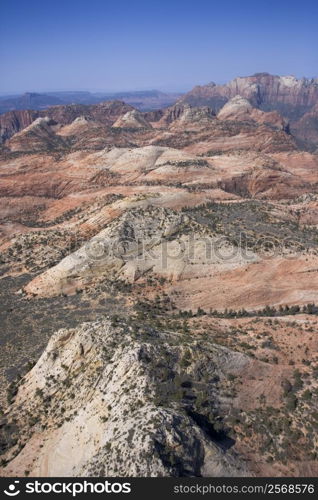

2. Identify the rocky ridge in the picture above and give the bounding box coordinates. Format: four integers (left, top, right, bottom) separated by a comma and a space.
0, 317, 251, 477
181, 73, 318, 149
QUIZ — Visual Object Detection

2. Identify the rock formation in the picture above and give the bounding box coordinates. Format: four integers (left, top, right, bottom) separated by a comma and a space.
181, 73, 318, 147
1, 317, 251, 477
182, 73, 318, 115
217, 95, 287, 130
7, 117, 68, 152
112, 109, 152, 129
0, 109, 39, 144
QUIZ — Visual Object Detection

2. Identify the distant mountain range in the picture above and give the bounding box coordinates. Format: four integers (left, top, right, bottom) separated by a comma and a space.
180, 73, 318, 150
1, 73, 318, 150
0, 90, 181, 114
181, 73, 318, 117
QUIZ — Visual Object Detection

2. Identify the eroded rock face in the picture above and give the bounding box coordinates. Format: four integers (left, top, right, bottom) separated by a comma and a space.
0, 109, 39, 144
45, 100, 135, 128
218, 96, 253, 118
1, 75, 317, 150
167, 103, 215, 124
24, 203, 259, 298
292, 103, 318, 151
24, 207, 186, 296
182, 74, 318, 115
181, 73, 318, 147
0, 101, 134, 143
112, 110, 152, 129
217, 96, 287, 130
1, 98, 297, 156
0, 318, 250, 477
7, 117, 68, 153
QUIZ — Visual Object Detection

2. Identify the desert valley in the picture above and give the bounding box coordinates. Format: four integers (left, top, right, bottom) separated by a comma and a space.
0, 73, 317, 477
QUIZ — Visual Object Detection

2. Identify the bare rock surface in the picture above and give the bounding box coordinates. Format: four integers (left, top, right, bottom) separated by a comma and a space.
1, 317, 250, 477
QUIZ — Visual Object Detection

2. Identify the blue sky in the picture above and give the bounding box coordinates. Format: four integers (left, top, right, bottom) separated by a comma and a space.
1, 0, 317, 93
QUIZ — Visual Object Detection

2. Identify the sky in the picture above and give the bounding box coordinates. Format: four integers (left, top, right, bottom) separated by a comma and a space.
1, 0, 317, 94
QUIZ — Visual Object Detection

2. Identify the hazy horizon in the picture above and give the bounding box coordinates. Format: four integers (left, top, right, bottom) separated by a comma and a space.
1, 70, 318, 97
1, 0, 317, 94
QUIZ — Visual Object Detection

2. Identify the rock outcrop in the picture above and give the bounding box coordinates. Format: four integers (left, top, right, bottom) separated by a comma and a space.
182, 73, 318, 116
7, 117, 68, 153
181, 73, 318, 147
0, 109, 39, 144
291, 102, 318, 151
217, 96, 287, 130
0, 101, 134, 143
0, 317, 250, 477
154, 103, 215, 128
24, 204, 256, 297
112, 109, 152, 129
